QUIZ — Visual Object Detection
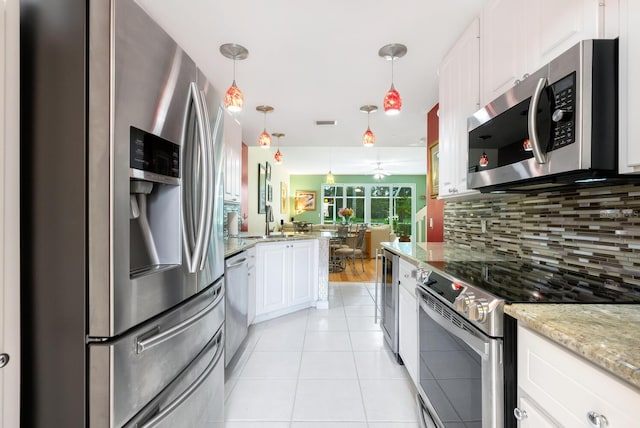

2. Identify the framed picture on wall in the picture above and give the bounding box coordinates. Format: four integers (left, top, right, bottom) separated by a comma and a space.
265, 161, 272, 181
429, 141, 439, 198
258, 163, 266, 213
280, 182, 288, 213
295, 190, 316, 211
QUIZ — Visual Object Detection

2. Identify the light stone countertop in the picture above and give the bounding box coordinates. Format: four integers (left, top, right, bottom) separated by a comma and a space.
505, 304, 640, 390
224, 232, 332, 257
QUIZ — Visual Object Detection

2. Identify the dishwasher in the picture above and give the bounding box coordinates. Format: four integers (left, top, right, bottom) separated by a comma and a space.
224, 251, 249, 366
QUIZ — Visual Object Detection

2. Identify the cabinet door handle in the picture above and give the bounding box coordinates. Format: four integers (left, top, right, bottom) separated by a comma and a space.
513, 407, 527, 421
587, 411, 608, 428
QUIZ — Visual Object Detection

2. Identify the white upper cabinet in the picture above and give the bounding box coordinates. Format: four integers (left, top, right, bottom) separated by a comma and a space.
480, 0, 529, 106
438, 18, 480, 199
480, 0, 618, 106
223, 110, 242, 203
619, 0, 640, 173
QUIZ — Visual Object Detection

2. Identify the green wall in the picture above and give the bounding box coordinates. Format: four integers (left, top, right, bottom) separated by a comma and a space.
289, 174, 427, 223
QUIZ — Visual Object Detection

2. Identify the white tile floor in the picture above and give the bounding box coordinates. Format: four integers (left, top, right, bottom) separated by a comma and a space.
224, 282, 420, 428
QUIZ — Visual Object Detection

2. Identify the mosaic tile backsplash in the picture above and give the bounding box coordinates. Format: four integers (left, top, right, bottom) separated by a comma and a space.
444, 184, 640, 288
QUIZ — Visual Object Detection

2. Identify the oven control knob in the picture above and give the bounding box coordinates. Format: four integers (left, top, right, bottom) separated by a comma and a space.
454, 292, 475, 312
468, 299, 489, 322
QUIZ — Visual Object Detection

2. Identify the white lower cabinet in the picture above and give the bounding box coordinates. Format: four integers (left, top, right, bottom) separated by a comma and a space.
254, 240, 318, 321
516, 326, 640, 427
516, 396, 558, 428
398, 258, 418, 386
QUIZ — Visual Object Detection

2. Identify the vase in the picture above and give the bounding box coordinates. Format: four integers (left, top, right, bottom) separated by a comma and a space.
342, 216, 351, 225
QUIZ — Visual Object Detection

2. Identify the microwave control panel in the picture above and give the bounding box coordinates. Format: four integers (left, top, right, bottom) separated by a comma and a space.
550, 73, 576, 151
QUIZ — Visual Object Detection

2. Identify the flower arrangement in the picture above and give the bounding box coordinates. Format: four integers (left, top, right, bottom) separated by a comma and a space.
338, 207, 354, 222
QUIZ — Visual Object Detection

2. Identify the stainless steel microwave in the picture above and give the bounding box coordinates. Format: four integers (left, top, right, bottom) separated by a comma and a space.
467, 39, 618, 193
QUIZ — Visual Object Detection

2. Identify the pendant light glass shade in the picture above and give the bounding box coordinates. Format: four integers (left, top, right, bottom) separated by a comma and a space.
274, 149, 283, 164
383, 84, 402, 116
362, 128, 375, 146
220, 43, 249, 112
256, 105, 274, 148
325, 170, 335, 184
378, 44, 407, 116
224, 81, 244, 112
360, 105, 378, 147
272, 133, 285, 164
258, 130, 271, 148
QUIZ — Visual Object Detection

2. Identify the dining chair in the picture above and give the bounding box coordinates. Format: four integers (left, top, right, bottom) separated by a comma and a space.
334, 228, 367, 271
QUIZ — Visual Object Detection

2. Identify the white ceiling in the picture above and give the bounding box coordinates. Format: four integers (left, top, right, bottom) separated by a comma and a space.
136, 0, 487, 175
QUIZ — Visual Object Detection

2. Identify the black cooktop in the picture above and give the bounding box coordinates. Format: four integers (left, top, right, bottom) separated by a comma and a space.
433, 260, 640, 304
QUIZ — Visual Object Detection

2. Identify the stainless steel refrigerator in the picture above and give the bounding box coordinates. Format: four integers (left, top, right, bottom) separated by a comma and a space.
20, 0, 226, 426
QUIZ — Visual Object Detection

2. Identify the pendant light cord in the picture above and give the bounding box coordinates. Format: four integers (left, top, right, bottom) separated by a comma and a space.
391, 56, 395, 85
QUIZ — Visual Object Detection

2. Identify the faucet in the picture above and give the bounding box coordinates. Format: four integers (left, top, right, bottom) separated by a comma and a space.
265, 205, 274, 236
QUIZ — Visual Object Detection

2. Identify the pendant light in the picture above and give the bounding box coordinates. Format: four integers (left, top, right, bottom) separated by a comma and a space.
272, 132, 285, 164
256, 105, 274, 148
326, 153, 335, 184
379, 43, 407, 116
219, 43, 249, 112
325, 170, 335, 184
479, 152, 489, 167
360, 105, 378, 147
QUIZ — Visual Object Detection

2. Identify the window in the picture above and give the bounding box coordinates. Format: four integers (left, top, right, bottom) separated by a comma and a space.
321, 183, 416, 236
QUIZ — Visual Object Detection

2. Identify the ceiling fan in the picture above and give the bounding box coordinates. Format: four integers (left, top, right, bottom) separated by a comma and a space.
372, 162, 391, 180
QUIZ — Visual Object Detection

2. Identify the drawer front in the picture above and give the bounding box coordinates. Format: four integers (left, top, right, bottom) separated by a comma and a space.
518, 326, 640, 427
89, 280, 225, 427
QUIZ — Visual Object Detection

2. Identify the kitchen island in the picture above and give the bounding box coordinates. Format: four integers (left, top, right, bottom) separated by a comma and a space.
224, 232, 331, 309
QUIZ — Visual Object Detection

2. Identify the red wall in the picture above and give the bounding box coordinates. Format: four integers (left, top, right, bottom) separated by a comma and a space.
426, 104, 444, 242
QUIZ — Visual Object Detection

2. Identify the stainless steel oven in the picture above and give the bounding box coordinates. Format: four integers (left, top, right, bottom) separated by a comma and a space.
416, 271, 503, 428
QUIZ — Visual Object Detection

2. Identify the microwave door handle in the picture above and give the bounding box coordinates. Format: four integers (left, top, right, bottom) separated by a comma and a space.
528, 77, 548, 164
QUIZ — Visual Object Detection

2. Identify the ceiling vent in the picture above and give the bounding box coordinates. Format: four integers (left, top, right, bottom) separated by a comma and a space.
315, 120, 337, 126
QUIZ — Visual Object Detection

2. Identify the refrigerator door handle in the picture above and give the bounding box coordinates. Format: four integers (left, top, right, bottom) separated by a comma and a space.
197, 94, 220, 271
180, 82, 209, 273
135, 281, 223, 354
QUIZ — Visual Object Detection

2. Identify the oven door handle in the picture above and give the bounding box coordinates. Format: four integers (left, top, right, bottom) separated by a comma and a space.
419, 296, 489, 358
